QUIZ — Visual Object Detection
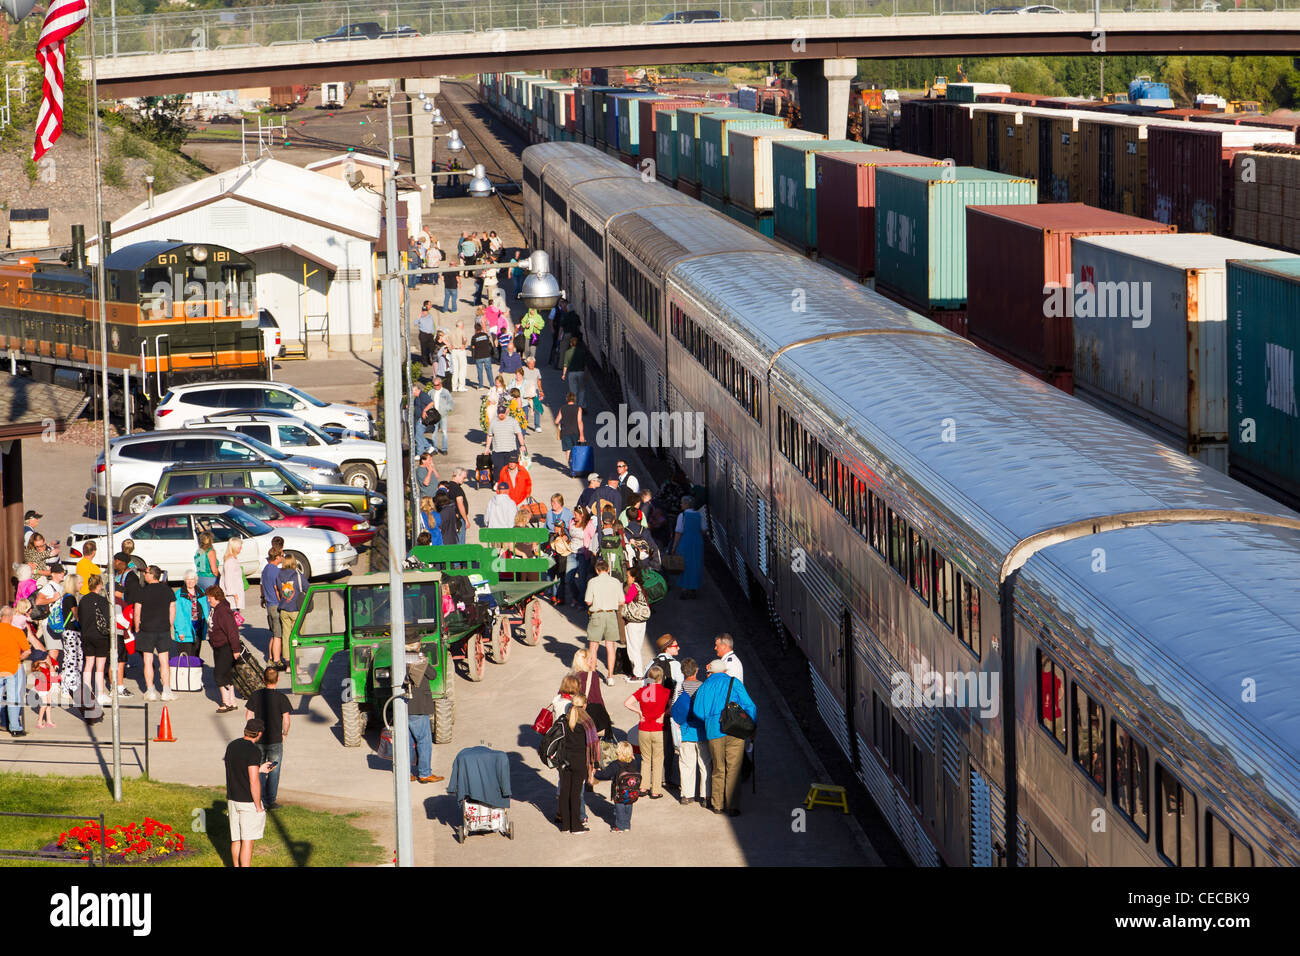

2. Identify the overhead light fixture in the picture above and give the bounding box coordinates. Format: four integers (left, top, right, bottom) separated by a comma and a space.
467, 165, 493, 198
423, 100, 433, 113
0, 0, 37, 23
519, 250, 560, 310
431, 109, 445, 125
446, 129, 464, 152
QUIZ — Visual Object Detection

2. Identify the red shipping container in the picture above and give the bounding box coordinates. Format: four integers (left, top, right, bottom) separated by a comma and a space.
874, 285, 967, 335
564, 91, 576, 132
1195, 113, 1300, 142
1146, 125, 1230, 232
969, 333, 1075, 393
638, 98, 699, 169
936, 102, 973, 166
965, 203, 1176, 384
815, 150, 944, 280
677, 179, 702, 200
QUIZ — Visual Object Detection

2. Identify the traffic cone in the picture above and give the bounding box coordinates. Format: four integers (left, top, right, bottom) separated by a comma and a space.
154, 706, 176, 743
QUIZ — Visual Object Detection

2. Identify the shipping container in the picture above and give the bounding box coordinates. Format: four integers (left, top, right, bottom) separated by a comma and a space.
726, 127, 824, 211
899, 99, 938, 156
674, 107, 752, 186
772, 139, 880, 251
1194, 112, 1300, 142
971, 105, 1026, 176
607, 92, 654, 153
934, 102, 975, 167
814, 150, 943, 280
1070, 234, 1299, 470
698, 112, 786, 198
615, 92, 665, 156
1230, 148, 1300, 252
1146, 124, 1294, 233
946, 82, 1011, 103
725, 201, 775, 237
873, 165, 1037, 310
677, 179, 702, 200
1021, 109, 1089, 202
701, 189, 726, 213
1227, 257, 1300, 506
737, 86, 758, 111
965, 203, 1176, 389
1080, 116, 1149, 216
655, 110, 680, 182
638, 97, 698, 170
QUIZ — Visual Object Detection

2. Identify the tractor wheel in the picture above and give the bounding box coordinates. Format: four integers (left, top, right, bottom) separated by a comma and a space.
464, 633, 485, 682
490, 615, 511, 664
342, 699, 364, 747
433, 695, 455, 745
521, 597, 542, 646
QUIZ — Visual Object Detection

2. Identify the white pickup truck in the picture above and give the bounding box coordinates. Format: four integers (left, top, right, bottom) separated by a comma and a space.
184, 411, 388, 489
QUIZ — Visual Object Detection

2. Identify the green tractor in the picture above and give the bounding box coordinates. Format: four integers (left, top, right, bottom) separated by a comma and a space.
286, 570, 456, 746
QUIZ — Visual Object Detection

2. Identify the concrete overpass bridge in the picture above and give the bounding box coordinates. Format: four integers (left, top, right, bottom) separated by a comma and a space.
91, 1, 1300, 97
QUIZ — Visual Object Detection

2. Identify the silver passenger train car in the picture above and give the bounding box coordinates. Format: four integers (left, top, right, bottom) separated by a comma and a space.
523, 142, 1300, 867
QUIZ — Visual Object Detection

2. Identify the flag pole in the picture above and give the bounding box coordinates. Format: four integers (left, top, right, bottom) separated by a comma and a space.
85, 0, 121, 802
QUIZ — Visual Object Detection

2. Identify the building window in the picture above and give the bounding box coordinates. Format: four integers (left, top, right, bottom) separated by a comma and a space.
1071, 684, 1105, 790
1111, 721, 1150, 837
1156, 766, 1197, 867
1206, 811, 1254, 867
1037, 650, 1066, 750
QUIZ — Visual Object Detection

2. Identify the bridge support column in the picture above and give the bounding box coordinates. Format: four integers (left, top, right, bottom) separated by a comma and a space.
792, 58, 856, 140
402, 78, 441, 215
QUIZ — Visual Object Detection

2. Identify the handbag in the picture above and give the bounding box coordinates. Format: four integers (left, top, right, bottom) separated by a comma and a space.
233, 610, 246, 628
661, 553, 686, 573
719, 677, 756, 740
622, 590, 651, 624
550, 534, 572, 557
532, 705, 555, 735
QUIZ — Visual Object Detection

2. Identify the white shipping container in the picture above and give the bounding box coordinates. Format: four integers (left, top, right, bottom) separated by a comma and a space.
737, 86, 758, 111
1070, 234, 1299, 470
726, 127, 824, 212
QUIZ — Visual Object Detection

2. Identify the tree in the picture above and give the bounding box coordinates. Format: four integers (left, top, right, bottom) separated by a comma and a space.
133, 95, 190, 150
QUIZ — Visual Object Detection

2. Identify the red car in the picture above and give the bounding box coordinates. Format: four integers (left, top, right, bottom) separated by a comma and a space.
157, 489, 376, 546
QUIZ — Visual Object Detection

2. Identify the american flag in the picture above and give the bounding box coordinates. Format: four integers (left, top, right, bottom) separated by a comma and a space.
32, 0, 90, 162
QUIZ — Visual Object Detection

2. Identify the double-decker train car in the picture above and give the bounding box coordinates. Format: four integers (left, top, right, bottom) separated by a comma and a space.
0, 239, 266, 421
526, 142, 1300, 867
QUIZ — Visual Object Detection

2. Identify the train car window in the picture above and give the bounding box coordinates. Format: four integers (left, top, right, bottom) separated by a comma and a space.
868, 492, 887, 557
931, 551, 955, 630
958, 576, 981, 658
888, 511, 907, 577
1037, 651, 1066, 750
890, 717, 908, 780
1206, 812, 1254, 867
139, 264, 171, 305
873, 691, 886, 759
1071, 684, 1105, 790
911, 744, 924, 808
1156, 766, 1197, 867
523, 167, 540, 195
908, 528, 930, 604
817, 446, 831, 501
803, 432, 816, 483
1111, 721, 1150, 837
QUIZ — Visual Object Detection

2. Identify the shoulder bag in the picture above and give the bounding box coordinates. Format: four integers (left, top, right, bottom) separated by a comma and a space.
719, 677, 756, 740
622, 588, 651, 624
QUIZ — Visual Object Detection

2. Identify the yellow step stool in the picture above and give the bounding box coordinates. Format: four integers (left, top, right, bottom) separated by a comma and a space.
804, 783, 849, 814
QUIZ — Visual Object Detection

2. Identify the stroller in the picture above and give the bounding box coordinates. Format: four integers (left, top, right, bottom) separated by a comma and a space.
448, 745, 514, 843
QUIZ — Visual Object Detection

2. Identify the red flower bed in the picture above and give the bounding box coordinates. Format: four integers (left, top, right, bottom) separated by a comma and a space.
55, 818, 188, 863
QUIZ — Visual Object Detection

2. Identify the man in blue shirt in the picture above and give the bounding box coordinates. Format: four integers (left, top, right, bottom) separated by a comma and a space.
498, 340, 523, 380
691, 669, 756, 817
261, 549, 285, 668
416, 301, 436, 365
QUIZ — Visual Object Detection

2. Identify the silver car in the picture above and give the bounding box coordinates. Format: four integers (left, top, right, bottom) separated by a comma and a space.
89, 429, 344, 515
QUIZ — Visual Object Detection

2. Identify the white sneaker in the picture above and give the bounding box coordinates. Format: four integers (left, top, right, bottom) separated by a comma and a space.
97, 693, 112, 706
161, 689, 178, 701
144, 689, 160, 702
117, 686, 133, 699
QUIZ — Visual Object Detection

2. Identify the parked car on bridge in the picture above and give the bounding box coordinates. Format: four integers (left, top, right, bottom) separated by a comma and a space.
650, 9, 724, 22
67, 505, 357, 582
157, 488, 375, 546
314, 22, 419, 42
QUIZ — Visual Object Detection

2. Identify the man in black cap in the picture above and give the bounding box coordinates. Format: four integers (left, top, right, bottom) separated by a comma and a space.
112, 552, 142, 699
22, 510, 42, 547
225, 718, 274, 867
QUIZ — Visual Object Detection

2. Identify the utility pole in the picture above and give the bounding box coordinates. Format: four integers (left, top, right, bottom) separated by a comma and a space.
382, 98, 414, 867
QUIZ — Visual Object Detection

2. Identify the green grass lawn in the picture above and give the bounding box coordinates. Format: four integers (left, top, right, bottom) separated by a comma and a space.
0, 773, 384, 867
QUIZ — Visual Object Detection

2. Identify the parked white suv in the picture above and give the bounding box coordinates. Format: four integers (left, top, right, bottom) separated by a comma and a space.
90, 429, 344, 515
185, 411, 388, 489
154, 380, 374, 436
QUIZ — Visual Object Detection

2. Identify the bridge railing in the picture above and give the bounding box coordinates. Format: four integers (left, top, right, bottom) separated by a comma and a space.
92, 0, 1294, 59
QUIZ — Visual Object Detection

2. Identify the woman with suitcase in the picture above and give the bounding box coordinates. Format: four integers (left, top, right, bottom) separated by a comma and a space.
206, 586, 241, 714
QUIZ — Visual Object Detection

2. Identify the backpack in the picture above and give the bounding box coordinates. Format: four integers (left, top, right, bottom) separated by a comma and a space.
539, 717, 569, 770
614, 768, 642, 804
46, 596, 67, 636
276, 571, 302, 607
651, 653, 678, 698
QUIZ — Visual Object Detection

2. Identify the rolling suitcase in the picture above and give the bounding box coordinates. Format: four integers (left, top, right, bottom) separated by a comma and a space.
231, 639, 265, 699
569, 441, 594, 479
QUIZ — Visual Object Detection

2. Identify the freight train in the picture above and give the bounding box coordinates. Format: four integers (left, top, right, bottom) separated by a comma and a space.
524, 140, 1300, 868
0, 235, 266, 421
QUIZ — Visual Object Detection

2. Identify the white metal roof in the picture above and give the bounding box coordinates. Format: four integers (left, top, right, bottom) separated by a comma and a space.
90, 157, 382, 248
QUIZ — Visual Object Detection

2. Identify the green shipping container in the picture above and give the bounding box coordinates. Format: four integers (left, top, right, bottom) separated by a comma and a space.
1228, 258, 1300, 507
873, 166, 1037, 310
698, 113, 785, 199
701, 189, 727, 213
772, 140, 880, 251
725, 201, 776, 237
675, 107, 752, 187
656, 111, 679, 182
